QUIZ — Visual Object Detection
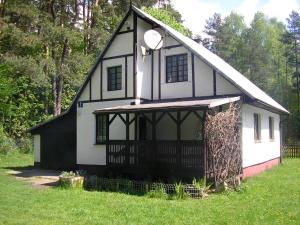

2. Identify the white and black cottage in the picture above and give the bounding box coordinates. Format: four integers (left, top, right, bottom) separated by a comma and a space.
30, 6, 289, 180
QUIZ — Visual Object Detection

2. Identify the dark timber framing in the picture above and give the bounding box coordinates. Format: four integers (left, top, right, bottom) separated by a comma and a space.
151, 51, 154, 100
100, 62, 103, 99
89, 80, 92, 100
191, 53, 195, 97
213, 70, 217, 96
117, 29, 134, 35
102, 53, 133, 61
133, 12, 137, 99
158, 49, 161, 100
125, 56, 128, 98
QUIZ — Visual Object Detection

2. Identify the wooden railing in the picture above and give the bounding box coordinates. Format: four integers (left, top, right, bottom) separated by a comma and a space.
106, 140, 204, 172
284, 144, 300, 158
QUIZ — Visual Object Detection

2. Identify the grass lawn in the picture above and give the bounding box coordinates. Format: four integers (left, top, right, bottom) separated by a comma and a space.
0, 152, 299, 225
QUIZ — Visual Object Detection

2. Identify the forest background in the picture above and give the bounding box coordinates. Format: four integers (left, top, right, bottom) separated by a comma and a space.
0, 0, 299, 152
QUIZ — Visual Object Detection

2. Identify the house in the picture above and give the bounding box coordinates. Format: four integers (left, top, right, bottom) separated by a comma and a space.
30, 6, 289, 181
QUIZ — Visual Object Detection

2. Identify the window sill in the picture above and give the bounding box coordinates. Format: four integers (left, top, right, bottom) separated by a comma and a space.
107, 89, 122, 92
254, 140, 261, 143
165, 81, 189, 84
94, 142, 107, 145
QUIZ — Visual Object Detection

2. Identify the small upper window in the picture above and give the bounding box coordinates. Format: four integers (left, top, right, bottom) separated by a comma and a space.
254, 113, 261, 142
166, 54, 188, 83
107, 66, 122, 91
269, 116, 274, 140
96, 114, 107, 143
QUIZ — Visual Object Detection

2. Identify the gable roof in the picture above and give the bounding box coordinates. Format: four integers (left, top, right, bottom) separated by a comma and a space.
132, 6, 288, 114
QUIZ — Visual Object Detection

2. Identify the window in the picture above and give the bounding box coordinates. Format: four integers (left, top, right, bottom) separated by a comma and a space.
96, 115, 107, 143
166, 54, 188, 83
254, 113, 261, 141
107, 66, 122, 91
269, 116, 274, 140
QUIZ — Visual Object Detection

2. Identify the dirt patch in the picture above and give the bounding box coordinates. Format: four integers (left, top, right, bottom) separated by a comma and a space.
7, 169, 61, 189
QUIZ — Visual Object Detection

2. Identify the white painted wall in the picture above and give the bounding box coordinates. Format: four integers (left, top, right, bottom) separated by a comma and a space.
194, 56, 214, 96
136, 17, 152, 99
77, 99, 134, 165
242, 104, 280, 168
104, 32, 133, 58
216, 72, 241, 95
33, 135, 40, 162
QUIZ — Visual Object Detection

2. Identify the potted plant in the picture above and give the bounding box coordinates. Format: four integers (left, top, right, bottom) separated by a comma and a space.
59, 171, 84, 189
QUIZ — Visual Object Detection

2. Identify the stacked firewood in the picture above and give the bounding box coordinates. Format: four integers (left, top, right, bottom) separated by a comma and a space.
205, 103, 242, 190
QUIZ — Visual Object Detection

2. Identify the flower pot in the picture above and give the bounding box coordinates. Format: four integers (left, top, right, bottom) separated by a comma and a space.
59, 176, 84, 189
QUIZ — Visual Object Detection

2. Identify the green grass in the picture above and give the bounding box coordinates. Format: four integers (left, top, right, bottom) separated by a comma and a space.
0, 152, 299, 225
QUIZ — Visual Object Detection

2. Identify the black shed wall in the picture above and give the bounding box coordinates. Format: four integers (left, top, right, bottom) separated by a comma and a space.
32, 109, 77, 170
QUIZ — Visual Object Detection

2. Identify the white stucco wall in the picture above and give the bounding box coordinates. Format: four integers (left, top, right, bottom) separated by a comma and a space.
242, 104, 280, 168
216, 72, 241, 95
136, 17, 152, 99
77, 99, 134, 165
33, 135, 40, 162
104, 32, 133, 58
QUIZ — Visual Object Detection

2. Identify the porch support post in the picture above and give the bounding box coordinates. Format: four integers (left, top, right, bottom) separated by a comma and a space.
202, 110, 207, 185
177, 111, 181, 168
126, 113, 130, 165
106, 113, 110, 166
152, 112, 156, 166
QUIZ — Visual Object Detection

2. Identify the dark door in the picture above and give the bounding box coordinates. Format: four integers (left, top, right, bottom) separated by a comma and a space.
40, 131, 76, 170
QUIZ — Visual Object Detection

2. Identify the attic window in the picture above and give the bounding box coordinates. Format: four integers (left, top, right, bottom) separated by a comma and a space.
107, 66, 122, 91
166, 54, 188, 83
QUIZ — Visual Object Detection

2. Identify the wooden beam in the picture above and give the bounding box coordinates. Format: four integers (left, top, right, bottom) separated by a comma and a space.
100, 62, 103, 100
191, 53, 195, 97
192, 110, 203, 122
117, 113, 126, 124
133, 12, 137, 99
125, 56, 128, 98
158, 49, 161, 100
156, 112, 166, 124
166, 111, 177, 124
109, 114, 118, 125
180, 111, 191, 124
213, 70, 216, 96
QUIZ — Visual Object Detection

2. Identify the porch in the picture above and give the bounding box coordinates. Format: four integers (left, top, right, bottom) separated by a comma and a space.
94, 97, 240, 181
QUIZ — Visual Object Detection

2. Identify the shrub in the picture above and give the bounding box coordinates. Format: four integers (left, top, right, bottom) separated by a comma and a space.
192, 178, 211, 198
175, 182, 189, 199
16, 137, 32, 153
0, 126, 16, 154
147, 184, 168, 199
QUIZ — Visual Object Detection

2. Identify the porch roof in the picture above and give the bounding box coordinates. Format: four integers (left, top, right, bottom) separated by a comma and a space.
94, 96, 240, 114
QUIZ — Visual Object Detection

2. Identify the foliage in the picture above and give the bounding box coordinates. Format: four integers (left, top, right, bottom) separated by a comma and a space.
147, 184, 168, 199
0, 125, 16, 154
144, 7, 192, 37
175, 181, 189, 199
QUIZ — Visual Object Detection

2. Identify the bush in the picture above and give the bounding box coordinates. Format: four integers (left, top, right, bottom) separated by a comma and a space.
175, 182, 189, 199
16, 137, 32, 153
0, 126, 16, 154
147, 184, 169, 199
